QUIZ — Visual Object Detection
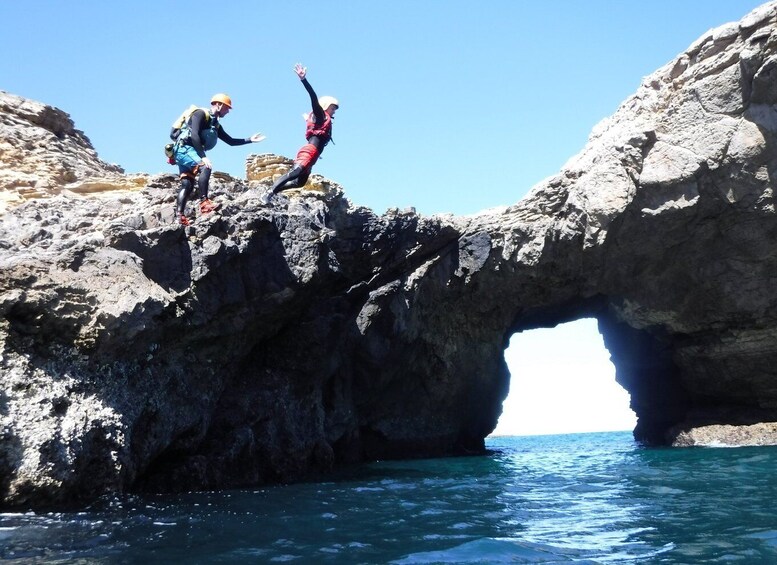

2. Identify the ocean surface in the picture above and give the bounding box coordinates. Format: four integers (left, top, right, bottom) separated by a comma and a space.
3, 431, 777, 563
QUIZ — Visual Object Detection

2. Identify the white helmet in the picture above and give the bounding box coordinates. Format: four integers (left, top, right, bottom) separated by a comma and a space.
318, 96, 339, 111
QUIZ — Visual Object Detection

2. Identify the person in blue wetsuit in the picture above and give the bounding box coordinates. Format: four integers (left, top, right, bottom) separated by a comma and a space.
173, 93, 265, 226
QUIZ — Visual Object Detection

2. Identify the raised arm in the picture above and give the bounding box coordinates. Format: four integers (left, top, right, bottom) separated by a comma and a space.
295, 63, 325, 122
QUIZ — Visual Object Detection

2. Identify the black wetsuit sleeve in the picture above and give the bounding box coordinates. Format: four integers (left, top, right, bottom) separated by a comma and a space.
188, 109, 209, 158
217, 126, 251, 146
301, 78, 325, 123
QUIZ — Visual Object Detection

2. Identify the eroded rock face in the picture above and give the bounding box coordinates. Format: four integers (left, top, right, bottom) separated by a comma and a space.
3, 2, 777, 509
0, 90, 126, 212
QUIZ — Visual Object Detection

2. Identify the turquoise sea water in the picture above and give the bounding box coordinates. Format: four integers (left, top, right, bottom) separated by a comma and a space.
3, 431, 777, 563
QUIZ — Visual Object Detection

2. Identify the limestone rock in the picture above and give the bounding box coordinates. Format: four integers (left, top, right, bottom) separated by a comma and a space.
0, 90, 124, 213
245, 152, 342, 197
245, 152, 291, 183
3, 2, 777, 509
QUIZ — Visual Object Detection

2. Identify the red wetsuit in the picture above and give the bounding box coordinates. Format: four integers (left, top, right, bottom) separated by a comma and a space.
272, 78, 335, 193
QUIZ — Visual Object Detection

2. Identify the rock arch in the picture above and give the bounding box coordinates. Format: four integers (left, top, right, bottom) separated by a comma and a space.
3, 3, 777, 508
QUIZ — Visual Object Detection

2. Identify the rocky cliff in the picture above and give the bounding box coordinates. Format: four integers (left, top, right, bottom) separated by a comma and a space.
3, 2, 777, 509
0, 92, 140, 213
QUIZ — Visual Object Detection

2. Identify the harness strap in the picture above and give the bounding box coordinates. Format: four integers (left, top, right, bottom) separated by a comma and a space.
179, 164, 200, 181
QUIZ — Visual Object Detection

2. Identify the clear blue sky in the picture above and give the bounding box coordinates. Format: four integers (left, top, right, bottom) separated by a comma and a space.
2, 0, 767, 434
3, 0, 766, 216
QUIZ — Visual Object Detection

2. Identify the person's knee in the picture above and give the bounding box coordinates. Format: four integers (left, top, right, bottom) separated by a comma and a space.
274, 179, 299, 194
273, 167, 299, 193
278, 165, 306, 189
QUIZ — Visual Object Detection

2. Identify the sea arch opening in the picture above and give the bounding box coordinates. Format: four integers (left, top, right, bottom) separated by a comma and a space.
490, 318, 637, 437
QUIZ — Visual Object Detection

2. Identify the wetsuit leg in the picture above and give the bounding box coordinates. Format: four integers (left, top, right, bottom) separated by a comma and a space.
197, 167, 211, 200
271, 165, 306, 194
177, 177, 194, 215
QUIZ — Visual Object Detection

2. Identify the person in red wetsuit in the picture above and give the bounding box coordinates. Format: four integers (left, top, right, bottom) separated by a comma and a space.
267, 64, 338, 199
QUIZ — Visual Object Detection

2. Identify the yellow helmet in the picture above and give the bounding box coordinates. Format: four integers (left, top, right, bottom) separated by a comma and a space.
318, 96, 339, 111
210, 93, 233, 108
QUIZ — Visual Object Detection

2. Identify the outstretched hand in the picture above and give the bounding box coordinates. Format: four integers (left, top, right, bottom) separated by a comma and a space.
294, 63, 307, 80
250, 133, 266, 143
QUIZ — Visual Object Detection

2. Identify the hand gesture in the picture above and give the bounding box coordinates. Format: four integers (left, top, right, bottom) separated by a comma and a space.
250, 133, 266, 143
294, 63, 307, 80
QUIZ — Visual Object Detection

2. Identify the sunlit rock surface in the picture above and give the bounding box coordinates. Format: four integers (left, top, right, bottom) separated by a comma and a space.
0, 90, 127, 213
4, 2, 777, 508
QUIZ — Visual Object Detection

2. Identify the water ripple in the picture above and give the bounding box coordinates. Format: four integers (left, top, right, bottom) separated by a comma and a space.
3, 432, 777, 563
